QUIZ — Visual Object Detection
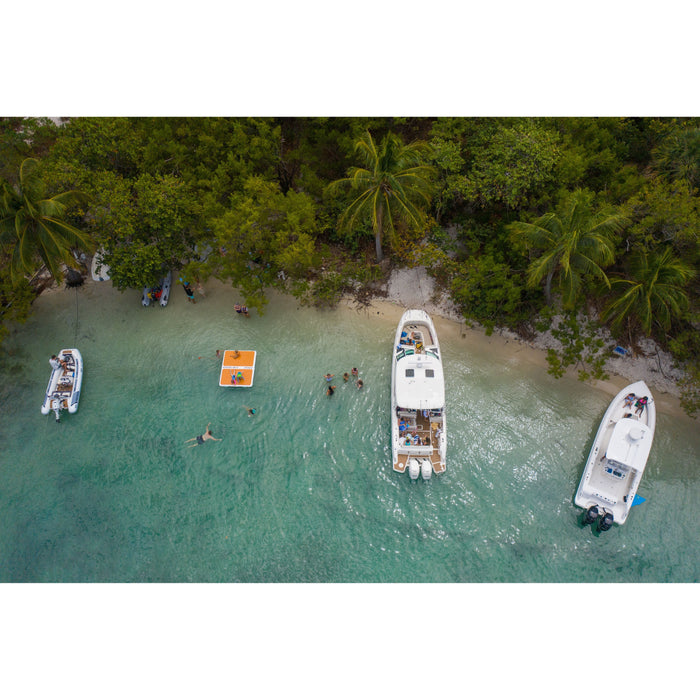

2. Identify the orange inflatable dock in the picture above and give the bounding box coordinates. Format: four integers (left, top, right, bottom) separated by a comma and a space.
219, 350, 256, 387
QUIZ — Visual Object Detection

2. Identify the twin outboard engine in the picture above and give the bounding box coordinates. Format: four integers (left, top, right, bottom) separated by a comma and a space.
421, 459, 432, 480
583, 504, 599, 525
598, 512, 614, 532
408, 459, 420, 480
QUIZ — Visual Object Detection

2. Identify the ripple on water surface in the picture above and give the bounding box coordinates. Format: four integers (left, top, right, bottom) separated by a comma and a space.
0, 283, 698, 582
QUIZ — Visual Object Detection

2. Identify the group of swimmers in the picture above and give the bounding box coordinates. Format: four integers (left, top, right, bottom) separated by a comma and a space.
324, 367, 363, 396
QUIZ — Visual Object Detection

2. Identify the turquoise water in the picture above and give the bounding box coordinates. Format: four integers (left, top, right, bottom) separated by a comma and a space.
1, 280, 699, 582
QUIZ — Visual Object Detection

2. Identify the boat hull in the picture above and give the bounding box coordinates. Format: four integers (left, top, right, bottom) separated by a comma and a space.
391, 310, 447, 477
40, 349, 83, 417
575, 380, 655, 525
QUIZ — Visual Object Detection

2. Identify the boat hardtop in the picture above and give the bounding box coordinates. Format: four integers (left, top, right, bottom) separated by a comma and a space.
391, 309, 447, 479
575, 380, 655, 527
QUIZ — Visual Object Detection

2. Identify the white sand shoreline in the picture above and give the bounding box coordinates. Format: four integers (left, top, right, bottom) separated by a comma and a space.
37, 264, 696, 421
372, 265, 695, 420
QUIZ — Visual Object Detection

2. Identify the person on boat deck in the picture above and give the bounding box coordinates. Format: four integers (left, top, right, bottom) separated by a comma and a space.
185, 423, 221, 447
623, 393, 636, 408
634, 396, 648, 416
413, 434, 421, 445
404, 433, 413, 446
435, 427, 442, 440
49, 354, 67, 371
399, 419, 407, 432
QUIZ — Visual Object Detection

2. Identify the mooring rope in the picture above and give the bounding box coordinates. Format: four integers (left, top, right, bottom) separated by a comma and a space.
74, 286, 79, 343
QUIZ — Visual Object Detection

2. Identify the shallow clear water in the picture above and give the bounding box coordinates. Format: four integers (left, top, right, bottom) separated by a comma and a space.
1, 280, 698, 582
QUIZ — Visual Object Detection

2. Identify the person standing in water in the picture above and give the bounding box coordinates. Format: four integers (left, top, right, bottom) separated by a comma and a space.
185, 423, 221, 447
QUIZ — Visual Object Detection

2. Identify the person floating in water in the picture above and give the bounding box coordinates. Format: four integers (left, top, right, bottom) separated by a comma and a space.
244, 405, 257, 417
357, 378, 364, 389
343, 372, 350, 383
324, 373, 335, 383
234, 304, 249, 317
185, 423, 221, 447
326, 385, 336, 397
351, 367, 358, 378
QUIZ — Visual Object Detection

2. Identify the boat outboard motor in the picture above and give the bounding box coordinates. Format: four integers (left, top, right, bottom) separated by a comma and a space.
583, 504, 599, 525
408, 458, 420, 480
51, 398, 62, 423
598, 512, 614, 532
421, 458, 432, 480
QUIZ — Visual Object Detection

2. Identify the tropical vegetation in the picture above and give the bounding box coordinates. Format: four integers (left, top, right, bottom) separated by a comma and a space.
0, 116, 699, 415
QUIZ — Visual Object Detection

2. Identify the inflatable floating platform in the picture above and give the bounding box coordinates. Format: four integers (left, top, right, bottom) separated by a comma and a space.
219, 350, 256, 387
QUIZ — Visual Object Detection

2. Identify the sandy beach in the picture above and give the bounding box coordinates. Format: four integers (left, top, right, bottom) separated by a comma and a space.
39, 263, 696, 421
372, 266, 694, 420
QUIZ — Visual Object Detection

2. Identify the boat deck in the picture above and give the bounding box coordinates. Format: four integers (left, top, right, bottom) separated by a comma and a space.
393, 409, 445, 474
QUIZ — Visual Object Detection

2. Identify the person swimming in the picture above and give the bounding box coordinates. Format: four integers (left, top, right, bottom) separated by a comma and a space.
185, 423, 221, 447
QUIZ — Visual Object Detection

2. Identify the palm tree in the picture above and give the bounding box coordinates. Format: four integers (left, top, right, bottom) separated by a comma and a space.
328, 130, 434, 262
0, 158, 91, 284
508, 189, 628, 307
602, 246, 694, 336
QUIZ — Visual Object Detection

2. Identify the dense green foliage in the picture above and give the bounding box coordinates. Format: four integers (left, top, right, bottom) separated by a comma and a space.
1, 116, 699, 414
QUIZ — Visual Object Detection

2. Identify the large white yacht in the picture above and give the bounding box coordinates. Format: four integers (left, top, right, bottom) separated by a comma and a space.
391, 310, 446, 480
575, 380, 656, 530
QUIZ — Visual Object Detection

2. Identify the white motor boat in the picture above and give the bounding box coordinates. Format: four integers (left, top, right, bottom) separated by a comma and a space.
40, 349, 83, 422
391, 310, 446, 479
575, 380, 656, 529
142, 270, 172, 307
90, 249, 111, 281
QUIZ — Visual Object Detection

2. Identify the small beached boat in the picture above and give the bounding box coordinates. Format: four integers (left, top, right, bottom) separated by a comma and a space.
575, 380, 656, 529
159, 270, 173, 307
142, 270, 172, 307
391, 310, 446, 479
90, 249, 111, 281
41, 349, 83, 422
219, 350, 257, 387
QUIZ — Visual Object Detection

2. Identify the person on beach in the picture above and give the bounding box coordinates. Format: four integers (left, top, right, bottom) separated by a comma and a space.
326, 385, 336, 397
182, 281, 195, 303
324, 373, 335, 382
185, 423, 221, 447
244, 406, 257, 417
634, 396, 648, 416
49, 354, 67, 371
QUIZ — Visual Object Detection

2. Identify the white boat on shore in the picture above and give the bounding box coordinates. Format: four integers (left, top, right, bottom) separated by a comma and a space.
40, 349, 83, 422
575, 380, 655, 529
90, 249, 110, 281
142, 270, 173, 307
391, 310, 446, 479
